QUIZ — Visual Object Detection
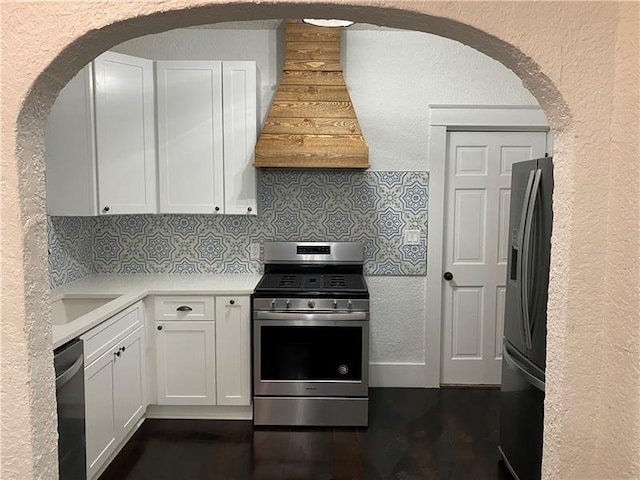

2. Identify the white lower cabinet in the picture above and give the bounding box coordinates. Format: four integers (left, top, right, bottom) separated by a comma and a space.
153, 295, 250, 407
215, 296, 251, 406
83, 303, 147, 480
155, 321, 217, 405
84, 343, 117, 479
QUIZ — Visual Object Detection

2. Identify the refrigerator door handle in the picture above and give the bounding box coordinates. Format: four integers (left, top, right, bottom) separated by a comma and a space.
517, 170, 536, 347
503, 345, 545, 392
521, 168, 542, 350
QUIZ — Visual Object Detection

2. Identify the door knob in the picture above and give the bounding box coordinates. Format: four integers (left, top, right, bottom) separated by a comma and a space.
443, 272, 454, 281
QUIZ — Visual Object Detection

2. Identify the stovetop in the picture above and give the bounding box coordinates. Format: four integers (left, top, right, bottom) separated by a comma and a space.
254, 241, 368, 298
253, 272, 368, 297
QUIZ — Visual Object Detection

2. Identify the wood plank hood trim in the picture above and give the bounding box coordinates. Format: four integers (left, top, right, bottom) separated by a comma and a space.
254, 20, 369, 169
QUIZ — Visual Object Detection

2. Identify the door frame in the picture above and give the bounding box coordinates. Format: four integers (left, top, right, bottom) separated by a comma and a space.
424, 105, 551, 387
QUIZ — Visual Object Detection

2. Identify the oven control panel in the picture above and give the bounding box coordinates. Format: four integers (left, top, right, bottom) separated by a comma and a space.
253, 298, 369, 312
297, 245, 330, 255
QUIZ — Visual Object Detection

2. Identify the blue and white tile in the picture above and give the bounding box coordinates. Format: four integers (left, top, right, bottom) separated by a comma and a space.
49, 171, 430, 283
168, 215, 202, 238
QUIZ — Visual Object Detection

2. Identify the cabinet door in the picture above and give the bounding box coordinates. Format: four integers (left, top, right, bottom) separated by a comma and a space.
215, 296, 251, 405
85, 348, 117, 480
94, 51, 156, 215
45, 63, 97, 216
155, 321, 216, 405
114, 326, 147, 438
156, 61, 224, 214
222, 62, 257, 215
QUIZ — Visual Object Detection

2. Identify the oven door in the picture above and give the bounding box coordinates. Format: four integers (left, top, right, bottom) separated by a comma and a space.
253, 312, 369, 397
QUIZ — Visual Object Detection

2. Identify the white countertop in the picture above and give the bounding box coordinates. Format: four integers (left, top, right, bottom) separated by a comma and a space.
51, 274, 262, 349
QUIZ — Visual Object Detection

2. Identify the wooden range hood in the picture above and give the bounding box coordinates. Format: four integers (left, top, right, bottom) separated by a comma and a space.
254, 20, 369, 169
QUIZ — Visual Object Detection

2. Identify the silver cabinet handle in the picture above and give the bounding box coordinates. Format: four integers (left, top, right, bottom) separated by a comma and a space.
176, 305, 193, 312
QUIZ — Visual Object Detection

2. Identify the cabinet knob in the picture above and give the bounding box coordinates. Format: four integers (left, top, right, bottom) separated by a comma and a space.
176, 305, 193, 312
120, 346, 126, 352
157, 325, 163, 331
247, 207, 252, 212
443, 271, 454, 281
215, 206, 220, 212
229, 299, 235, 305
103, 206, 110, 212
114, 350, 121, 357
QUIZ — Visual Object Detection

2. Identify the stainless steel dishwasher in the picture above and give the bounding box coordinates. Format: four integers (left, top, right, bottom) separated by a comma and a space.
54, 339, 86, 480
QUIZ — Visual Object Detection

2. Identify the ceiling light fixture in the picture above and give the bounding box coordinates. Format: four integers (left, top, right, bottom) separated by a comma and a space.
302, 18, 354, 28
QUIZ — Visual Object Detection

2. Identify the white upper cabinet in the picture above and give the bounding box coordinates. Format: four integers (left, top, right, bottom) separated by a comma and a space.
45, 64, 98, 216
222, 62, 258, 215
94, 51, 157, 215
156, 60, 257, 215
46, 54, 256, 216
156, 61, 225, 214
46, 52, 157, 216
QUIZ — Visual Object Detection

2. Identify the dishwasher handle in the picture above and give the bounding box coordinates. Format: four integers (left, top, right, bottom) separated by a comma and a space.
56, 355, 83, 390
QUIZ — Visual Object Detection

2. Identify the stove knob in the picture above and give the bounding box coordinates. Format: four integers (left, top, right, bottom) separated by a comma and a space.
271, 299, 276, 309
286, 300, 290, 309
347, 300, 353, 310
308, 300, 315, 309
333, 300, 338, 309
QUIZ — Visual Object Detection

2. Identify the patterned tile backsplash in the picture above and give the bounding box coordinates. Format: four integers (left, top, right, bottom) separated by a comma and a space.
49, 171, 428, 287
48, 216, 94, 288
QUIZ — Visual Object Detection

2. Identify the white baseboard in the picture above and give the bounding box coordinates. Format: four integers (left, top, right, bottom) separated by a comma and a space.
145, 404, 252, 420
370, 362, 438, 388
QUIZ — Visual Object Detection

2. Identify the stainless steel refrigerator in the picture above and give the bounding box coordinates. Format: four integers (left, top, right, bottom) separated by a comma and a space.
499, 157, 553, 480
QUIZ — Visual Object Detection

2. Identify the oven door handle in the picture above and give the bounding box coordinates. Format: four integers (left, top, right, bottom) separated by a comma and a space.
254, 311, 369, 321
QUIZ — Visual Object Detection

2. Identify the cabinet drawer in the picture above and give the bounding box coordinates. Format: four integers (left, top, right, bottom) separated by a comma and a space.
82, 302, 142, 366
153, 296, 215, 321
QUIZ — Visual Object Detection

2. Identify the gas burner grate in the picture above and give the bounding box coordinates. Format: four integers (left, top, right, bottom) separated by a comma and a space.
328, 276, 346, 288
278, 275, 298, 288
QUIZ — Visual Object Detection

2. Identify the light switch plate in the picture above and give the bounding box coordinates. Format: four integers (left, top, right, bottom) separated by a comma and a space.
249, 242, 261, 260
404, 230, 421, 245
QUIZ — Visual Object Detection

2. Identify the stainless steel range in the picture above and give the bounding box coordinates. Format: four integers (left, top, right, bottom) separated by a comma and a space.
252, 241, 369, 427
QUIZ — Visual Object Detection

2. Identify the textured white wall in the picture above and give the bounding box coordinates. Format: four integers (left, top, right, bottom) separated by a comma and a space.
366, 276, 427, 363
110, 24, 535, 371
344, 28, 538, 171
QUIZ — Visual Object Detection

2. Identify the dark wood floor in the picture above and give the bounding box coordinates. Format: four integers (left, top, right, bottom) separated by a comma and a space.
100, 388, 513, 480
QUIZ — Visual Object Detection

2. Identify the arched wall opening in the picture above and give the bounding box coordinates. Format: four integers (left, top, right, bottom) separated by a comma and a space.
3, 2, 637, 480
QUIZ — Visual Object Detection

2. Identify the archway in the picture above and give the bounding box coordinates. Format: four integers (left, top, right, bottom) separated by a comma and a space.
3, 2, 637, 479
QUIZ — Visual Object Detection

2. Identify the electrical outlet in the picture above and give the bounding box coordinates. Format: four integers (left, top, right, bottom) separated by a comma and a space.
249, 242, 261, 260
404, 229, 421, 245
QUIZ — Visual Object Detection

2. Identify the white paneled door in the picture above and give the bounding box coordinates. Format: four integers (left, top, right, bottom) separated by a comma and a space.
441, 131, 547, 385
